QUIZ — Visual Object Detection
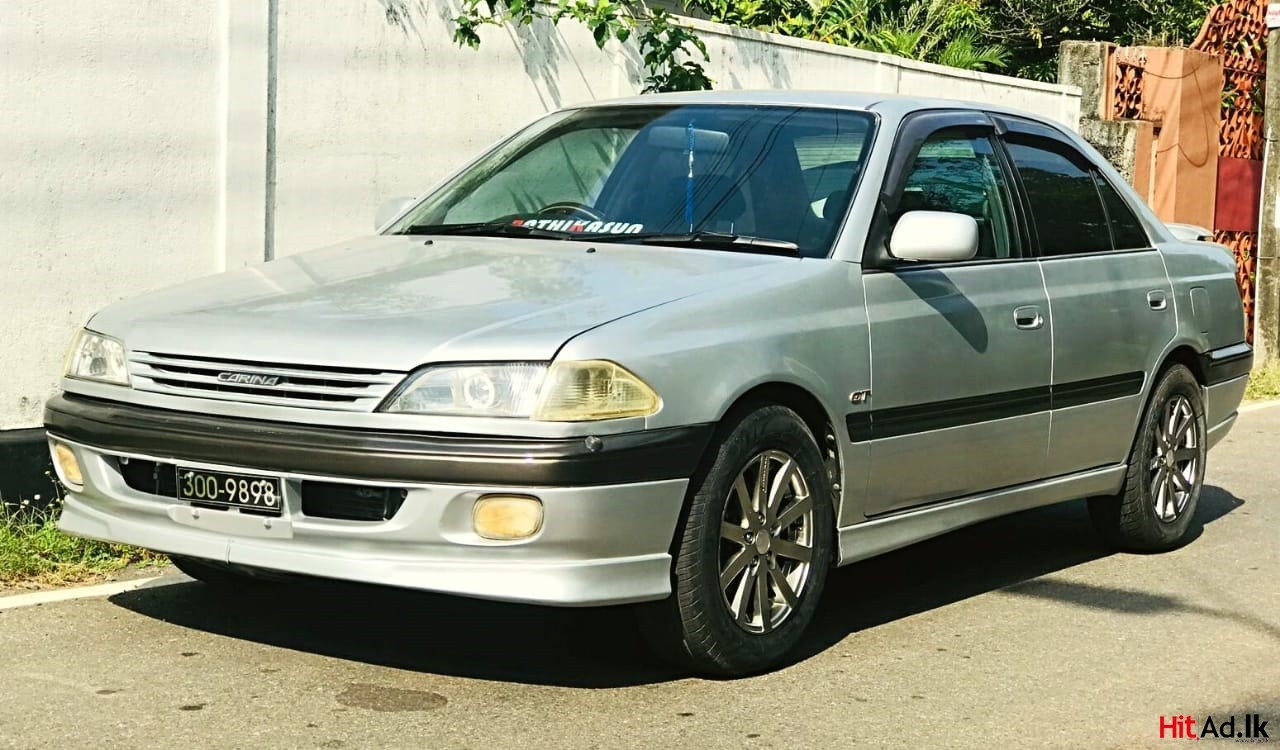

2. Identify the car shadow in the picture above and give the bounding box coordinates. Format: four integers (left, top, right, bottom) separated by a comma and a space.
796, 484, 1243, 661
108, 485, 1244, 688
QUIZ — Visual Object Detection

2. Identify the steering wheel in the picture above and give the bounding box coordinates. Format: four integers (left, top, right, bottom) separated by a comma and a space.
537, 201, 604, 223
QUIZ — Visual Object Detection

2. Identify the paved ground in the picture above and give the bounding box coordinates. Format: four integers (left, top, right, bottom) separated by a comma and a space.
1, 407, 1277, 749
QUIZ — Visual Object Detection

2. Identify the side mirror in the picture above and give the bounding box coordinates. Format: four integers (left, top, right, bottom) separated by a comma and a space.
1165, 222, 1213, 242
888, 211, 979, 263
374, 196, 417, 231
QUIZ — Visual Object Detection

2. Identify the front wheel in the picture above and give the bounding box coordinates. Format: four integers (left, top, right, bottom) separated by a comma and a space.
642, 404, 834, 676
1088, 364, 1207, 551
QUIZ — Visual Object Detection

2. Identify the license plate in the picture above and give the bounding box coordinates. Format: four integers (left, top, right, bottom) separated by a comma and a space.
175, 467, 284, 516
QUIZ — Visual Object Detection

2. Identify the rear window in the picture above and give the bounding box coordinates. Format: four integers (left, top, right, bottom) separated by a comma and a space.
1094, 174, 1151, 250
1006, 138, 1111, 256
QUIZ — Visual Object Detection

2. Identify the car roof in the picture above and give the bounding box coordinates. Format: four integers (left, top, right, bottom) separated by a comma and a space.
571, 89, 1067, 130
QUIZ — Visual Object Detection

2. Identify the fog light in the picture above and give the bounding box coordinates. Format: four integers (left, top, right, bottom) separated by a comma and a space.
473, 495, 543, 540
52, 442, 83, 487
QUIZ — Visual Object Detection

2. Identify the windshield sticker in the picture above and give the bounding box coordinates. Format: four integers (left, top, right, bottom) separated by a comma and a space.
512, 219, 644, 234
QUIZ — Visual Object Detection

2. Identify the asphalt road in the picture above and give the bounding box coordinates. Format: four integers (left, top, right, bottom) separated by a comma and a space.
2, 407, 1278, 749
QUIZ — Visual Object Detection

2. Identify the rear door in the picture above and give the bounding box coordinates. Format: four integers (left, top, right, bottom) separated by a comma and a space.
859, 112, 1052, 515
997, 118, 1176, 475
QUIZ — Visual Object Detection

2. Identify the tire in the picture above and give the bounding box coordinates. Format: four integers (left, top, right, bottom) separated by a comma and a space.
169, 555, 261, 588
641, 404, 835, 677
1088, 364, 1207, 552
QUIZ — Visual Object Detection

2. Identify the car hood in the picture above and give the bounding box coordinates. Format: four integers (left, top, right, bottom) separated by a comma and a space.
90, 235, 787, 371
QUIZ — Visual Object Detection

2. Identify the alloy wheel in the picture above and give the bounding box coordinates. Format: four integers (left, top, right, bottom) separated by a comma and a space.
1148, 394, 1200, 523
718, 450, 815, 633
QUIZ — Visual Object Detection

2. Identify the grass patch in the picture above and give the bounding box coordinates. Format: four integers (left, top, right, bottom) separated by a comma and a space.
1, 495, 163, 589
1245, 361, 1280, 401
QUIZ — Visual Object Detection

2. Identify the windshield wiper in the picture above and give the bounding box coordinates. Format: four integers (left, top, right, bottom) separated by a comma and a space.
398, 222, 568, 240
615, 231, 801, 256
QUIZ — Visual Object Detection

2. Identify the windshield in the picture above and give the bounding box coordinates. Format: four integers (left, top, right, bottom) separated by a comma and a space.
388, 105, 876, 258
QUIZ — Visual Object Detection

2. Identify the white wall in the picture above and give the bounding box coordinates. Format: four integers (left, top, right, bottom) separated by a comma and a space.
0, 1, 222, 430
0, 0, 1081, 429
271, 7, 1081, 255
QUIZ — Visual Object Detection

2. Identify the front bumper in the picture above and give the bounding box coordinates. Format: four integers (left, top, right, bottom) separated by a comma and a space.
46, 395, 710, 606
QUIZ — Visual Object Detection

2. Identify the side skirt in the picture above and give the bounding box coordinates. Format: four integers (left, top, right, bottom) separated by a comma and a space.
835, 464, 1127, 566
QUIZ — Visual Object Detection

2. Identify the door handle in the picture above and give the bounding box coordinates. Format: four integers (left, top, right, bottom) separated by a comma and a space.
1013, 305, 1044, 330
1147, 290, 1168, 311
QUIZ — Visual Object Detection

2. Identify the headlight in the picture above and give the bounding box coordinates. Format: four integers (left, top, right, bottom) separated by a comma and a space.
380, 360, 661, 421
531, 360, 661, 421
64, 330, 130, 386
381, 363, 548, 417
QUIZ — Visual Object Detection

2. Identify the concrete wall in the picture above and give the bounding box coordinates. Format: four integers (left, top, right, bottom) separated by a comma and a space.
1, 1, 222, 431
271, 9, 1081, 255
1079, 118, 1156, 195
1, 0, 1082, 433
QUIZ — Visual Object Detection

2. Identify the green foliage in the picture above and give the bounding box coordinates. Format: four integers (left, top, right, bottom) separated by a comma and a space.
452, 1, 711, 92
450, 0, 1217, 87
638, 8, 711, 92
764, 0, 1010, 70
935, 37, 1012, 72
1, 493, 161, 587
988, 0, 1215, 80
1245, 361, 1280, 401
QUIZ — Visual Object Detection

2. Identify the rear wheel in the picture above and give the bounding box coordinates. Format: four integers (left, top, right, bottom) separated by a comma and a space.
1088, 364, 1206, 551
642, 404, 834, 676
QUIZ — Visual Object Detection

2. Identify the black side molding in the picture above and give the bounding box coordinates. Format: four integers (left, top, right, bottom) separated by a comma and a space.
1200, 342, 1253, 386
845, 343, 1255, 445
44, 394, 712, 487
1051, 372, 1146, 410
847, 385, 1051, 442
845, 372, 1145, 443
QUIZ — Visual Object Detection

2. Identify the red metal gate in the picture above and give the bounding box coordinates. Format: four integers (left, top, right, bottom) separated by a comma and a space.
1191, 0, 1269, 338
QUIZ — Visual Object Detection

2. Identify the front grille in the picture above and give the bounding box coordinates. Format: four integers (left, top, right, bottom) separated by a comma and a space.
113, 458, 406, 522
128, 351, 403, 411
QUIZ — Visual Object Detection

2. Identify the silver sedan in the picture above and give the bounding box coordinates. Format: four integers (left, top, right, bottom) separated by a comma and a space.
46, 91, 1251, 675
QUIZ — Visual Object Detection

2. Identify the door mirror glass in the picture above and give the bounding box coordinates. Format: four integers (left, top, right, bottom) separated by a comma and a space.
889, 210, 979, 263
375, 196, 417, 231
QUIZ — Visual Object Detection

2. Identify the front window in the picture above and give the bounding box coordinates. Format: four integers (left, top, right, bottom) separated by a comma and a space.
389, 105, 876, 258
897, 130, 1020, 260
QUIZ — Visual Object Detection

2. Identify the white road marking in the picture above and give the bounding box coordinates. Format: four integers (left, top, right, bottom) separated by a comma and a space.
0, 575, 181, 612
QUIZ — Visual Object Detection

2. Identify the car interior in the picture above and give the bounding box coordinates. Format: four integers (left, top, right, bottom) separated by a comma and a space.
597, 122, 865, 256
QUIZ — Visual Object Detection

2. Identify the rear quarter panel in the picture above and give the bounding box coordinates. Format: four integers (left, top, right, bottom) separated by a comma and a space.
1159, 239, 1249, 429
1159, 240, 1248, 355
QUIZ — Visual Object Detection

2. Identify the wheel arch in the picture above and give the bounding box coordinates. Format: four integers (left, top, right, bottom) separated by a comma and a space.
1121, 341, 1209, 469
666, 378, 844, 562
707, 380, 844, 529
717, 381, 837, 451
1158, 344, 1206, 386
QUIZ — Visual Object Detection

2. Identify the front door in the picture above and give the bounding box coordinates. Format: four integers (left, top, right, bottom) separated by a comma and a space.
859, 116, 1052, 516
